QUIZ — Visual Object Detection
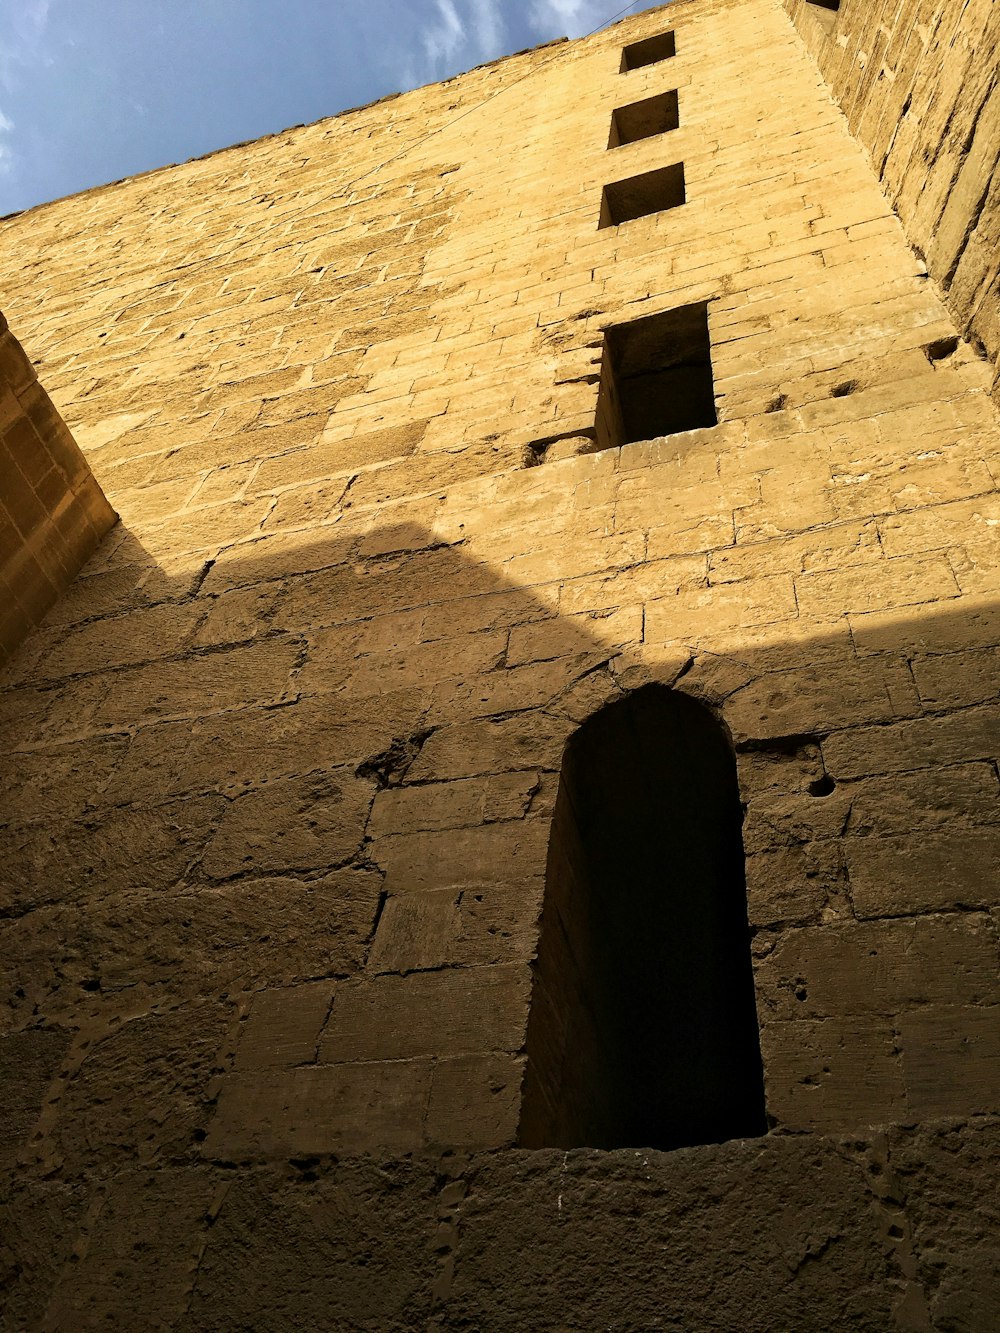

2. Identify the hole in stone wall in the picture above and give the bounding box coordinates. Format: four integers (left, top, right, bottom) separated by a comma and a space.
595, 302, 717, 450
518, 686, 767, 1151
808, 774, 836, 798
806, 0, 840, 9
831, 379, 858, 397
620, 31, 676, 71
608, 90, 680, 148
925, 336, 960, 363
599, 162, 686, 227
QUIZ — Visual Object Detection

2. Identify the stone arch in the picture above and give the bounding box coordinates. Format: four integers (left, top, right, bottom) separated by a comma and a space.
518, 684, 766, 1151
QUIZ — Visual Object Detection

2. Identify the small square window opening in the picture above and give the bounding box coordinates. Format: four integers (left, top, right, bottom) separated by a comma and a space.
620, 31, 676, 72
599, 162, 686, 227
608, 90, 680, 148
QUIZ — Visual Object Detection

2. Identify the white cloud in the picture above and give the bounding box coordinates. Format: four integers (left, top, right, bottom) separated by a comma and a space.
402, 0, 509, 84
371, 0, 653, 105
469, 0, 505, 56
0, 0, 51, 186
0, 0, 52, 92
0, 106, 13, 178
422, 0, 466, 68
528, 0, 642, 39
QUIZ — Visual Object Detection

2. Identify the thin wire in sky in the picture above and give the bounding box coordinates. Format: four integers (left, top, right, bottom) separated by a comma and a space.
340, 0, 658, 196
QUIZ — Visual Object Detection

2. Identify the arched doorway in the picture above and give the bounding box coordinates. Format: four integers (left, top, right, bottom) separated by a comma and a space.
519, 685, 766, 1150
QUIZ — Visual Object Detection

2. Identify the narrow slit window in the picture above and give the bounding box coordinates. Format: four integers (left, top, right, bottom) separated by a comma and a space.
620, 31, 676, 72
518, 686, 767, 1152
595, 302, 717, 450
608, 90, 680, 148
599, 162, 685, 227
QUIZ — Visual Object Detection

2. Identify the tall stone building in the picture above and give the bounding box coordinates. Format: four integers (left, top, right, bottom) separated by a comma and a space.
1, 0, 999, 1326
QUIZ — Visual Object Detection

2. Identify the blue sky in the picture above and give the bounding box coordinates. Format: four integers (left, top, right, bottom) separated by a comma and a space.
0, 0, 667, 215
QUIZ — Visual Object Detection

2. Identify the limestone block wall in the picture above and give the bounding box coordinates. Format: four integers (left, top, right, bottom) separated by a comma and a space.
786, 0, 1000, 402
0, 313, 115, 665
1, 0, 1000, 1327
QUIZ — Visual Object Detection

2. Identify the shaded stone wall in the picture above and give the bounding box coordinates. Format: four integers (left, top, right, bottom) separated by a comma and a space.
786, 0, 1000, 402
1, 0, 999, 1327
0, 313, 115, 666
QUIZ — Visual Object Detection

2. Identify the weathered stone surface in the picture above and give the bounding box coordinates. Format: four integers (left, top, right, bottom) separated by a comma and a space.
824, 706, 1000, 780
743, 785, 853, 853
203, 1061, 435, 1159
31, 599, 203, 680
320, 964, 531, 1063
761, 1018, 906, 1132
234, 981, 336, 1071
368, 879, 543, 973
0, 1028, 70, 1169
785, 0, 1000, 402
889, 1119, 1000, 1333
0, 733, 128, 826
726, 659, 920, 741
184, 1163, 439, 1330
375, 819, 550, 895
442, 1140, 896, 1332
900, 1006, 1000, 1120
745, 842, 848, 927
846, 830, 1000, 918
0, 1180, 89, 1332
368, 889, 462, 974
0, 0, 998, 1319
93, 638, 301, 727
845, 763, 1000, 837
104, 689, 427, 803
201, 771, 375, 878
754, 915, 1000, 1020
367, 772, 539, 837
0, 318, 115, 666
406, 712, 570, 781
43, 1169, 219, 1331
0, 793, 225, 919
426, 1054, 525, 1150
2, 870, 381, 1030
27, 1001, 232, 1177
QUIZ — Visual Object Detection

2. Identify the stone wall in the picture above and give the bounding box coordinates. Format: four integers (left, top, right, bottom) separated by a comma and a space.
1, 0, 999, 1327
0, 313, 115, 666
786, 0, 1000, 403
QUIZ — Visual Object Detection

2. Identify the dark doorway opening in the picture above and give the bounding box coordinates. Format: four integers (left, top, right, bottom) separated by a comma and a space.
518, 686, 767, 1151
595, 302, 717, 450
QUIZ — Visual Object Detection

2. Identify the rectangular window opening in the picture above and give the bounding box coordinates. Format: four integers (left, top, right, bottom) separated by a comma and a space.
608, 90, 679, 148
595, 302, 717, 450
620, 30, 676, 72
599, 162, 685, 228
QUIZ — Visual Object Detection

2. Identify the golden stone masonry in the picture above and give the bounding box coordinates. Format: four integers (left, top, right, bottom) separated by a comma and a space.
1, 0, 999, 1327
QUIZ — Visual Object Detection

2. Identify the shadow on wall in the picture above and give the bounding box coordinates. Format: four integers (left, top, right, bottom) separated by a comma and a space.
3, 508, 1000, 1157
1, 506, 999, 1327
